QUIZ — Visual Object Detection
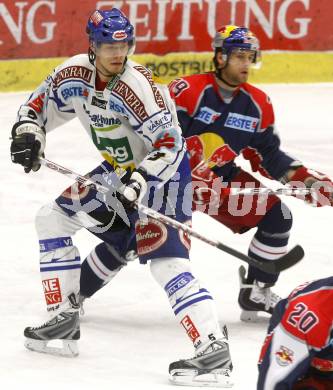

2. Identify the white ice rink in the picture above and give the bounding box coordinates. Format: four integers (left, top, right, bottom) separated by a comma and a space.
0, 84, 332, 390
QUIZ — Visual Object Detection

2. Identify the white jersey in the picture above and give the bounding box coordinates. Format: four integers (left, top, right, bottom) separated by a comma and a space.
17, 54, 185, 184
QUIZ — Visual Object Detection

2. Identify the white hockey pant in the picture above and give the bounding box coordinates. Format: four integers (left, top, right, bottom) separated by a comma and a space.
150, 257, 224, 353
36, 201, 86, 315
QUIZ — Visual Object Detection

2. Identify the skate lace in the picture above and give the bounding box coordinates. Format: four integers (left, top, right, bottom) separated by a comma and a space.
30, 317, 57, 330
196, 340, 226, 357
30, 312, 72, 330
259, 286, 281, 311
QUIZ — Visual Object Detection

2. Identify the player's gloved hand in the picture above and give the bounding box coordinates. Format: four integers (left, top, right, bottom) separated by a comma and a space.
288, 166, 333, 207
191, 161, 229, 207
242, 147, 272, 179
10, 121, 46, 173
118, 169, 148, 210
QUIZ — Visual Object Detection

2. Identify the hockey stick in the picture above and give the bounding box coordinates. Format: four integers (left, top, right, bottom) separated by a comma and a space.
136, 205, 304, 274
192, 161, 314, 198
38, 157, 304, 274
227, 187, 313, 196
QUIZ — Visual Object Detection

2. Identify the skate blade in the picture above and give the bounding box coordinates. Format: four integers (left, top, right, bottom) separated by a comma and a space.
169, 369, 233, 388
240, 310, 270, 323
24, 338, 79, 357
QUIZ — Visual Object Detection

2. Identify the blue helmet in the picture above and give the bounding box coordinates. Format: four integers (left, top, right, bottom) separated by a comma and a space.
212, 25, 260, 65
86, 8, 135, 54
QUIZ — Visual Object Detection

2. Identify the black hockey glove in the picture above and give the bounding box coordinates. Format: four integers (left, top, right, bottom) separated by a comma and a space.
10, 121, 46, 173
118, 169, 148, 210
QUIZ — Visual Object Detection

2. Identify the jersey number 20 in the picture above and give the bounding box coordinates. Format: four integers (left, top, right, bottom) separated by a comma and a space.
287, 303, 319, 333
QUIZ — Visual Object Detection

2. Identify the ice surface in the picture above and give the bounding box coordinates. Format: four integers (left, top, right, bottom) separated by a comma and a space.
0, 84, 332, 389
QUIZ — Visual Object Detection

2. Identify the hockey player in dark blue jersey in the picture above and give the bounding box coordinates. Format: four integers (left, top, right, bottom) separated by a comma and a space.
79, 25, 333, 323
257, 276, 333, 390
167, 25, 333, 322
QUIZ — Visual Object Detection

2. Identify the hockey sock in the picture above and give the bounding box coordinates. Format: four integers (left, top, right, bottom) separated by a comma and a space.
247, 201, 293, 284
36, 202, 83, 313
150, 257, 224, 350
80, 242, 127, 298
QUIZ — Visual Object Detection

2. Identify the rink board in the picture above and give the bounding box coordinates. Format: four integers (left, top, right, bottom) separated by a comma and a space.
1, 51, 333, 92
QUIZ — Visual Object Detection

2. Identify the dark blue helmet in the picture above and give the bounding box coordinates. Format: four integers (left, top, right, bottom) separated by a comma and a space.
86, 8, 135, 54
212, 25, 261, 65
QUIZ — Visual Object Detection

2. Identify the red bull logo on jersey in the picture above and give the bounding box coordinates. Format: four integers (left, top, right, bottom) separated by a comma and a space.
186, 133, 237, 170
195, 106, 221, 124
275, 345, 294, 366
225, 112, 259, 133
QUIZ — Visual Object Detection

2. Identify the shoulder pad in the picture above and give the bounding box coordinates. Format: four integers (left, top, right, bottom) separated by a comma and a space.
169, 73, 216, 116
241, 83, 274, 130
282, 288, 333, 349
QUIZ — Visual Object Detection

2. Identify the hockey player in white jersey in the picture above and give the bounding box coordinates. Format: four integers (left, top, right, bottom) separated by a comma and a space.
10, 8, 233, 387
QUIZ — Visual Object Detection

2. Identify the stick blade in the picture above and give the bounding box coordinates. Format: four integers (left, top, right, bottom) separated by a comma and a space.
215, 242, 304, 275
272, 245, 305, 272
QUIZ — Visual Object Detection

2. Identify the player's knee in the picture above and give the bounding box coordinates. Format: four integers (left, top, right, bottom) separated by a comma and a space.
95, 243, 126, 270
35, 202, 58, 235
35, 201, 80, 237
259, 201, 293, 233
150, 257, 192, 286
150, 257, 200, 305
36, 204, 81, 263
87, 243, 126, 275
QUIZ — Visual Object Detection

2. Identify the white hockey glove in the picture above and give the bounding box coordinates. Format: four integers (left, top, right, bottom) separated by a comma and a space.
11, 121, 46, 173
118, 170, 148, 210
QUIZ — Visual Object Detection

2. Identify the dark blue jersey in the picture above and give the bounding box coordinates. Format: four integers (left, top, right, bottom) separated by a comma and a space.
257, 277, 333, 389
169, 73, 300, 182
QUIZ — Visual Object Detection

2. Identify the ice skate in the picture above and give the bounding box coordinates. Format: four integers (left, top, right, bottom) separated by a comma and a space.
238, 266, 281, 322
169, 339, 233, 387
24, 311, 80, 357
